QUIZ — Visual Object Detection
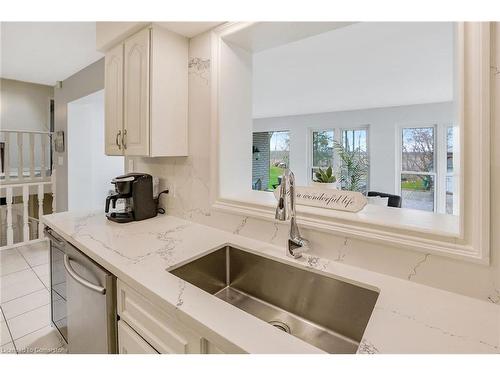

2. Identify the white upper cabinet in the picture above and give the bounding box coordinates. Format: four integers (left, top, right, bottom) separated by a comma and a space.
104, 43, 124, 156
124, 28, 150, 156
104, 25, 188, 157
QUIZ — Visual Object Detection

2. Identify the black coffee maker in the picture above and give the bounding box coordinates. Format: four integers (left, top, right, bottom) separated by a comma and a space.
105, 173, 158, 223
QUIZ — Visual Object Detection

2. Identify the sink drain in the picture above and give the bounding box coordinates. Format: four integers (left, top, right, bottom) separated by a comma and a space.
268, 320, 291, 334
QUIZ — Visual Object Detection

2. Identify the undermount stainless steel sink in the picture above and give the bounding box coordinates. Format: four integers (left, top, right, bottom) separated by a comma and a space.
169, 246, 379, 353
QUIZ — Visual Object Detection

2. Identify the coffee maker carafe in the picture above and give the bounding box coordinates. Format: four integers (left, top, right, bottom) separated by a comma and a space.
105, 173, 159, 223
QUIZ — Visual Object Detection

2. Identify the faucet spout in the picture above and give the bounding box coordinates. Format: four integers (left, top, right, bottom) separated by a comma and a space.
275, 175, 288, 221
275, 169, 310, 258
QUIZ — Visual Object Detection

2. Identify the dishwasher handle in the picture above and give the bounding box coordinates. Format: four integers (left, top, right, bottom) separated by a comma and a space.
45, 228, 66, 247
63, 254, 106, 295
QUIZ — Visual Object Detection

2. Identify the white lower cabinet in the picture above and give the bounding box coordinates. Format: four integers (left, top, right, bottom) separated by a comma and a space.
118, 320, 158, 354
117, 279, 226, 354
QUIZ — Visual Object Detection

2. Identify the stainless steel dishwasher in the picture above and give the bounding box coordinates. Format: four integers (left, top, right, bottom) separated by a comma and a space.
45, 227, 117, 353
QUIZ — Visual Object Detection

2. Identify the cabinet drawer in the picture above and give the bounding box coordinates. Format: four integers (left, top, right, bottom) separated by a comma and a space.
118, 320, 158, 354
117, 280, 203, 354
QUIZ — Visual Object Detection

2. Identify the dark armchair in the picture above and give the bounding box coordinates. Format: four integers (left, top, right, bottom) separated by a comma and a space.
367, 191, 402, 208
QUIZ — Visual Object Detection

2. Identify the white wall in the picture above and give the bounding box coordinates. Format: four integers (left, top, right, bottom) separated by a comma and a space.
253, 22, 455, 118
54, 58, 104, 211
67, 90, 123, 211
0, 78, 53, 132
219, 40, 253, 197
253, 102, 455, 192
0, 78, 54, 172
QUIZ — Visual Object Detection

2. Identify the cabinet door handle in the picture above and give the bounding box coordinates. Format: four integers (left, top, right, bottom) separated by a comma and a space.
122, 129, 127, 150
116, 130, 122, 150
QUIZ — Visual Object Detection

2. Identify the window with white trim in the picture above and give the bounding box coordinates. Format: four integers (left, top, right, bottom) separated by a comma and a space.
310, 127, 369, 193
341, 128, 369, 193
399, 126, 436, 212
311, 129, 335, 180
398, 125, 456, 213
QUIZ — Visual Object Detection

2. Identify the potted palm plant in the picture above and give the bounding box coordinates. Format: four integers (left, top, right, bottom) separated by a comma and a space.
333, 140, 369, 192
311, 166, 338, 189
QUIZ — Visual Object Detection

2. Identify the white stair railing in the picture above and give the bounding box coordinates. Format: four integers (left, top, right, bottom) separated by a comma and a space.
38, 183, 45, 238
0, 181, 54, 249
1, 129, 52, 183
1, 129, 55, 249
5, 187, 13, 245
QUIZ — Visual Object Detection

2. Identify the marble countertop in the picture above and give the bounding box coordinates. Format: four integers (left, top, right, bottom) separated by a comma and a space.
41, 211, 500, 354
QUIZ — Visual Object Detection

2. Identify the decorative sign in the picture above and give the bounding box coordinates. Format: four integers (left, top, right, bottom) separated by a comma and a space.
273, 185, 367, 213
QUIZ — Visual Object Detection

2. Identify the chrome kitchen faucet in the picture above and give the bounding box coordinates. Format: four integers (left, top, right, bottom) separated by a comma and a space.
275, 169, 311, 258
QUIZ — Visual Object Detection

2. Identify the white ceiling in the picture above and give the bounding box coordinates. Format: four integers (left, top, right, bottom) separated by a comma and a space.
1, 22, 104, 86
253, 22, 455, 118
223, 22, 355, 53
157, 22, 222, 38
1, 22, 222, 86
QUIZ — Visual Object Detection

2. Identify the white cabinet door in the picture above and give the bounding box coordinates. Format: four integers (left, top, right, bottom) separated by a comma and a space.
118, 320, 158, 354
104, 43, 124, 156
117, 280, 204, 354
123, 27, 150, 156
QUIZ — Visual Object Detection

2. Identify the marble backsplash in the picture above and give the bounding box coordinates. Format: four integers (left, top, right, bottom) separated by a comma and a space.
129, 30, 500, 305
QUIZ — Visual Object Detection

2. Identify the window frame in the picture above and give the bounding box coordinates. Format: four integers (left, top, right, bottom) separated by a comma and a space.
396, 123, 458, 215
444, 125, 459, 215
211, 22, 490, 264
267, 130, 291, 190
308, 125, 370, 191
252, 129, 290, 192
396, 124, 438, 213
309, 128, 336, 181
340, 126, 370, 192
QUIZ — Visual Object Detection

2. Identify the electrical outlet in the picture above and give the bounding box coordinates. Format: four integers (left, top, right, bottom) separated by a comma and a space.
157, 178, 174, 198
128, 159, 134, 172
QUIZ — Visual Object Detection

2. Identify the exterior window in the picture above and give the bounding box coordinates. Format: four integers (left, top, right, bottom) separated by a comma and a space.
311, 129, 334, 179
341, 128, 369, 193
252, 130, 289, 191
400, 126, 436, 212
269, 131, 290, 190
343, 129, 367, 153
309, 127, 370, 193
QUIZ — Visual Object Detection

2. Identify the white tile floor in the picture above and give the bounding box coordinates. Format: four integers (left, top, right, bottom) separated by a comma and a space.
0, 241, 66, 354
